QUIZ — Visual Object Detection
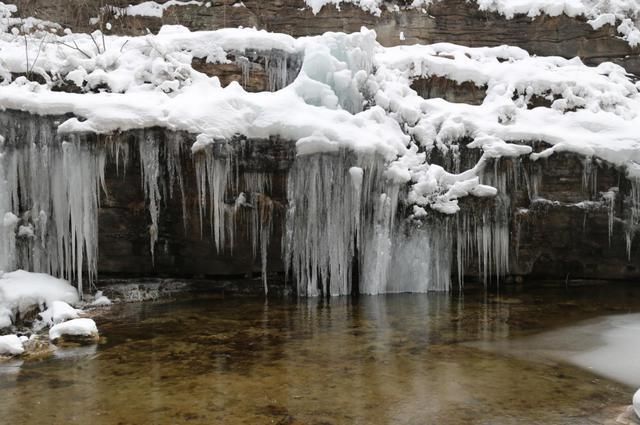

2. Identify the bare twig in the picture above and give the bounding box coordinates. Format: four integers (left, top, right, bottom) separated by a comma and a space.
89, 33, 102, 55
56, 40, 92, 59
23, 34, 29, 75
28, 35, 48, 75
119, 39, 129, 53
145, 38, 166, 59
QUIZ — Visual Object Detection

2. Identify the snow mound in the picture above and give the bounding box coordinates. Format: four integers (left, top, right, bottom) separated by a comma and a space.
49, 318, 98, 341
90, 291, 112, 307
0, 334, 24, 355
36, 300, 81, 328
0, 271, 79, 329
634, 388, 640, 419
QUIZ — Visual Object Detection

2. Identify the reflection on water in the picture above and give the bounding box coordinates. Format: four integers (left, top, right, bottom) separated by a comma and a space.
1, 284, 640, 425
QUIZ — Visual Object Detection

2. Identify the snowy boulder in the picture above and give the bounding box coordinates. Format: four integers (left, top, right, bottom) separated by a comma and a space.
35, 301, 82, 330
634, 389, 640, 419
90, 291, 112, 307
0, 271, 79, 329
49, 318, 99, 345
0, 334, 24, 356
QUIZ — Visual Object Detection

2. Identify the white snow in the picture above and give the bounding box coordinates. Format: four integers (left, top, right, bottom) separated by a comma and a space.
0, 270, 79, 329
107, 1, 203, 19
90, 291, 112, 306
374, 42, 640, 211
0, 334, 24, 355
36, 300, 81, 327
49, 318, 98, 341
634, 388, 640, 418
17, 224, 34, 238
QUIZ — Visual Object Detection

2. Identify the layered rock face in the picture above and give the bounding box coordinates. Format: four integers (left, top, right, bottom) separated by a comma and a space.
13, 0, 640, 74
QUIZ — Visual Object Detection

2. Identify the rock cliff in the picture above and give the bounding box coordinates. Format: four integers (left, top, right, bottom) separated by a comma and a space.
1, 1, 639, 295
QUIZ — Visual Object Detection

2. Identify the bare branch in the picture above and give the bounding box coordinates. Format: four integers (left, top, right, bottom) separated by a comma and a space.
56, 40, 92, 59
23, 34, 29, 76
89, 33, 102, 55
28, 35, 48, 74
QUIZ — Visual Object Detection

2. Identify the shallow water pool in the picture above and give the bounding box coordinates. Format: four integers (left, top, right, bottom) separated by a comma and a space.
1, 283, 640, 425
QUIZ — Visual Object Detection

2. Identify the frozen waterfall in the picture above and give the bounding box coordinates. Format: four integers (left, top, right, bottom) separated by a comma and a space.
2, 113, 638, 297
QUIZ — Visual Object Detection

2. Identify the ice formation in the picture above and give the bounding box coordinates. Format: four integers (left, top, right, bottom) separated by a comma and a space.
0, 119, 105, 294
500, 313, 640, 388
0, 3, 639, 296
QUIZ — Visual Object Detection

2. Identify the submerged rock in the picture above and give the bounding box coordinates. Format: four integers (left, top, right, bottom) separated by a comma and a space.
611, 405, 640, 425
21, 336, 55, 361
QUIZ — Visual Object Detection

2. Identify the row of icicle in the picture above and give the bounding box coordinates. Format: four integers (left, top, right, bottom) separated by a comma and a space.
1, 126, 639, 296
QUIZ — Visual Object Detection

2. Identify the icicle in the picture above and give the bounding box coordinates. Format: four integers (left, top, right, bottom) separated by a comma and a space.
625, 178, 640, 260
387, 218, 453, 293
235, 55, 251, 89
285, 152, 378, 296
581, 157, 598, 199
0, 149, 18, 271
602, 188, 618, 246
139, 135, 161, 263
193, 145, 232, 252
106, 136, 130, 177
60, 139, 105, 294
253, 194, 273, 295
0, 115, 106, 294
525, 162, 542, 200
349, 166, 363, 250
360, 192, 395, 295
165, 133, 188, 233
265, 50, 298, 92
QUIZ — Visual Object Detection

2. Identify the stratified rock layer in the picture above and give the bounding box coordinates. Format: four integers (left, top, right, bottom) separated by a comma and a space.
13, 0, 640, 75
